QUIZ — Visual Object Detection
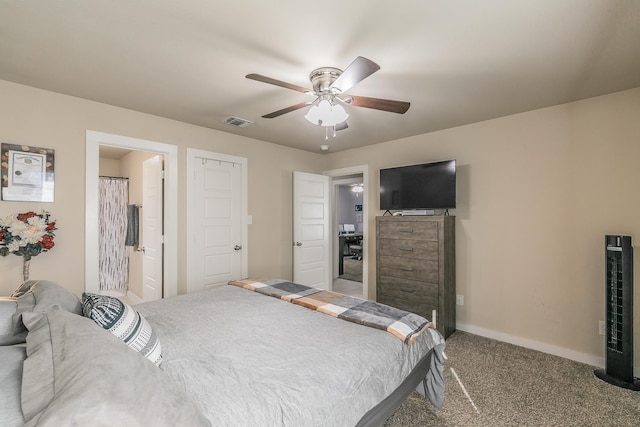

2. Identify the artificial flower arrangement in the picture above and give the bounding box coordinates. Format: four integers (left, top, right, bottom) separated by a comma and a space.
0, 211, 57, 270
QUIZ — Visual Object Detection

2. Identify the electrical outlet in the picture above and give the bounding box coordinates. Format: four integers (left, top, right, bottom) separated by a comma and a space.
456, 295, 464, 306
599, 320, 606, 336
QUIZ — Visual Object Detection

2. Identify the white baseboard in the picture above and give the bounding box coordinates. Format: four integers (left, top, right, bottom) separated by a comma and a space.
99, 289, 126, 297
125, 291, 143, 305
457, 323, 640, 378
98, 289, 144, 305
456, 322, 606, 368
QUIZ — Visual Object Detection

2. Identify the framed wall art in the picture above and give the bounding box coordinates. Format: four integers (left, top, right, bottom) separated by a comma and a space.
1, 143, 55, 202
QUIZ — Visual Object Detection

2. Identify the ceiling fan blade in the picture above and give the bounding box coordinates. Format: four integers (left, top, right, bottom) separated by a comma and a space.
331, 56, 380, 93
246, 73, 311, 94
261, 102, 310, 119
347, 95, 410, 114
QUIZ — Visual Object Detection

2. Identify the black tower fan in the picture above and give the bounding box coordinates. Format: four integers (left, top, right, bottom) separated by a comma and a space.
594, 235, 640, 390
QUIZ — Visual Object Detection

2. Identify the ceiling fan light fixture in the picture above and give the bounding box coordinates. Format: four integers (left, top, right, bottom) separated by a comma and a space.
304, 99, 349, 127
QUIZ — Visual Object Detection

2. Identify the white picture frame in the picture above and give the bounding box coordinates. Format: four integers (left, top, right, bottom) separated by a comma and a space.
1, 143, 55, 202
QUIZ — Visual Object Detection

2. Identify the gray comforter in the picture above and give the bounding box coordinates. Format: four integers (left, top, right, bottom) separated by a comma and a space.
136, 284, 445, 427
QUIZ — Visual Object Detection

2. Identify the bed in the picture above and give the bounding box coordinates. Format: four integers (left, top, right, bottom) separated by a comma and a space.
1, 279, 445, 427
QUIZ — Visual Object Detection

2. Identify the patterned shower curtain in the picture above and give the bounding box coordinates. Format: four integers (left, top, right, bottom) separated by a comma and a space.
99, 177, 129, 291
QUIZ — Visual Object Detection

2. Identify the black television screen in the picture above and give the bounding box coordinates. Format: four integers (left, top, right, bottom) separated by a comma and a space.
379, 160, 456, 210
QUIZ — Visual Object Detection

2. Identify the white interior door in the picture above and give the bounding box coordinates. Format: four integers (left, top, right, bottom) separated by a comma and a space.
142, 155, 163, 301
193, 158, 243, 289
293, 171, 330, 289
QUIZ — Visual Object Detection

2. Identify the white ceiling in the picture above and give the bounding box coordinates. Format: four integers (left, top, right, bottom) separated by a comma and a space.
1, 1, 639, 154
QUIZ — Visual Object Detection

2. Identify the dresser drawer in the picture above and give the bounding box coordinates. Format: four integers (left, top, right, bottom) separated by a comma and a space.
378, 238, 439, 260
378, 255, 439, 282
377, 294, 438, 320
378, 221, 438, 241
378, 275, 438, 301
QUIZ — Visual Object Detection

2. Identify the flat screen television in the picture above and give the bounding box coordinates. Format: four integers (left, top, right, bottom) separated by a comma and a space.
379, 160, 456, 210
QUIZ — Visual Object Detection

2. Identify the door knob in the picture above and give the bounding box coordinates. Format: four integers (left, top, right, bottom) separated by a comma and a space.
294, 242, 302, 246
234, 245, 242, 251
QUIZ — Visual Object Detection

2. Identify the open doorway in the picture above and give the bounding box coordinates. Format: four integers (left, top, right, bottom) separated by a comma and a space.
85, 131, 178, 300
324, 165, 369, 300
332, 178, 364, 298
97, 147, 162, 303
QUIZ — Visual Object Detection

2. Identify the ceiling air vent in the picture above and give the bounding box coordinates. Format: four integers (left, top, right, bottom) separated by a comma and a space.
223, 116, 254, 128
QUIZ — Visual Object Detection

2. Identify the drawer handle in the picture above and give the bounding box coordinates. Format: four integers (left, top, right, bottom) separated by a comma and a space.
400, 247, 414, 252
398, 229, 414, 234
400, 267, 414, 271
400, 287, 414, 293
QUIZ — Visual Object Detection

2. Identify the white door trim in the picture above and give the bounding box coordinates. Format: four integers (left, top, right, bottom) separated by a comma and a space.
323, 165, 369, 300
186, 148, 248, 293
85, 131, 178, 298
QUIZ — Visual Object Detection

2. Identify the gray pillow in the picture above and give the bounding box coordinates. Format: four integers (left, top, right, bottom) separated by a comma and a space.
0, 298, 25, 346
0, 346, 26, 427
21, 310, 210, 427
12, 280, 82, 338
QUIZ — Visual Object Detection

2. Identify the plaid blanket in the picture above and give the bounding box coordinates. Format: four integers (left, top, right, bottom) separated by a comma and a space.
229, 279, 433, 345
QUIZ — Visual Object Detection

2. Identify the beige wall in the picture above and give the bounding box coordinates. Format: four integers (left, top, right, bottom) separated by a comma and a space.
98, 157, 120, 176
0, 80, 324, 297
326, 87, 640, 371
2, 77, 639, 372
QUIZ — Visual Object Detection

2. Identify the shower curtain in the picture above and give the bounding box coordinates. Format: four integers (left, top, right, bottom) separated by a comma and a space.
99, 177, 129, 292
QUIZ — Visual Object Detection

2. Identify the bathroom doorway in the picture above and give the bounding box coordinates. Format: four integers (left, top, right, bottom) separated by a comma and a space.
85, 131, 178, 300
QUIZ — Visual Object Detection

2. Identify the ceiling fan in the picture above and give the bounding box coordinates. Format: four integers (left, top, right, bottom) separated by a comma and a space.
246, 56, 410, 139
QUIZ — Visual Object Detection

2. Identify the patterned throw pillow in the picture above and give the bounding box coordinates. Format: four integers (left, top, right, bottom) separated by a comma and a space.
81, 293, 162, 366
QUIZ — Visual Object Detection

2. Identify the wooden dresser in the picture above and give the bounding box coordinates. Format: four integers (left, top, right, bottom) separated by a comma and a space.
376, 215, 455, 339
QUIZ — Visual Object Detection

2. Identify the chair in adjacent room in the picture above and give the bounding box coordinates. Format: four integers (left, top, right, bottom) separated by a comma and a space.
349, 241, 362, 260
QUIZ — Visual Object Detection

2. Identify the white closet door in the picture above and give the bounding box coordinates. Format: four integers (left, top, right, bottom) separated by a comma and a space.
192, 158, 243, 289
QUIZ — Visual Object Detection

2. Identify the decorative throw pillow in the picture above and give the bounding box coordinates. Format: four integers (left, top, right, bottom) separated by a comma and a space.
81, 293, 162, 366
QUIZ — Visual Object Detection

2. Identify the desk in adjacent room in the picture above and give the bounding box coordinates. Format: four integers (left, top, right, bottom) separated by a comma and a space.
338, 233, 363, 275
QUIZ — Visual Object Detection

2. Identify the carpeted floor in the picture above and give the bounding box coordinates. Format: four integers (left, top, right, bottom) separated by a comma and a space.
384, 331, 640, 426
340, 257, 363, 282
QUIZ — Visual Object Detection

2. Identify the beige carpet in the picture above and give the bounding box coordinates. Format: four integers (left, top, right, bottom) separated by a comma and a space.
384, 331, 640, 426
